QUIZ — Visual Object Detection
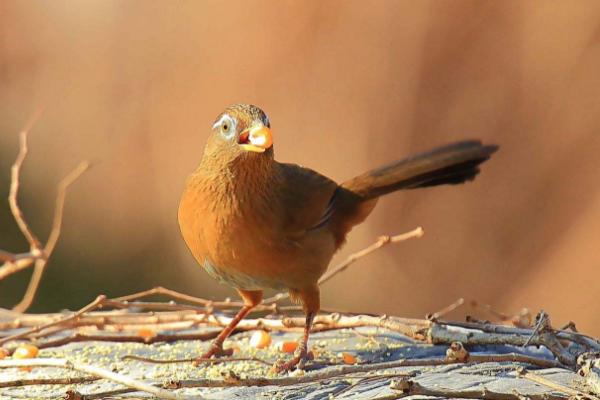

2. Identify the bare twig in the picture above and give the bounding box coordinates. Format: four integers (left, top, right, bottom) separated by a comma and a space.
8, 109, 45, 251
123, 354, 271, 366
112, 286, 213, 306
13, 161, 90, 313
468, 353, 560, 369
440, 320, 600, 351
0, 111, 89, 312
263, 227, 424, 304
0, 257, 38, 281
2, 301, 595, 367
387, 376, 566, 400
0, 376, 100, 388
427, 298, 465, 320
0, 295, 106, 346
0, 358, 185, 400
0, 353, 565, 395
30, 330, 220, 351
164, 353, 558, 388
319, 227, 424, 286
111, 289, 303, 315
523, 310, 548, 347
430, 321, 580, 368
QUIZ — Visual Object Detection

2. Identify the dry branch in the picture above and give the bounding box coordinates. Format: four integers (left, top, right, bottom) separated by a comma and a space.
123, 354, 272, 366
13, 160, 90, 312
1, 289, 597, 399
0, 295, 106, 346
0, 111, 89, 312
0, 376, 100, 388
387, 376, 566, 400
0, 358, 186, 400
8, 110, 45, 251
1, 291, 596, 373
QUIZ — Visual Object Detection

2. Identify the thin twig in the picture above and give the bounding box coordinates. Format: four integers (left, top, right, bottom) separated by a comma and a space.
387, 376, 566, 400
0, 376, 100, 388
0, 358, 185, 400
8, 109, 45, 251
13, 161, 90, 313
263, 227, 424, 304
523, 310, 548, 347
111, 290, 300, 314
0, 295, 106, 346
123, 354, 271, 366
112, 286, 213, 306
1, 111, 89, 312
440, 320, 600, 350
164, 353, 559, 388
30, 330, 220, 351
427, 298, 465, 320
0, 354, 567, 395
43, 161, 90, 257
0, 257, 37, 281
431, 321, 579, 368
319, 227, 424, 286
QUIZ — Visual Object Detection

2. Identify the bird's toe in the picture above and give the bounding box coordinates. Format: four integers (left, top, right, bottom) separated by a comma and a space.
273, 350, 314, 373
192, 343, 234, 366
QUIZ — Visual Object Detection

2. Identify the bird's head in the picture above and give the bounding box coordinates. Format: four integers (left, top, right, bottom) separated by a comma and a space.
204, 104, 273, 165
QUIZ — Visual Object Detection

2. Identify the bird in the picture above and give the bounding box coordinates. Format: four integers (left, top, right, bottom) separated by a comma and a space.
178, 103, 498, 371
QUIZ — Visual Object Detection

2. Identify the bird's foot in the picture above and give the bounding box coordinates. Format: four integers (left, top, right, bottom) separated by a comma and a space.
193, 342, 234, 366
273, 349, 314, 373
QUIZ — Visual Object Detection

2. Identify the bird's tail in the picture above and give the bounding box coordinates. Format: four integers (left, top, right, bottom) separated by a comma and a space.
341, 140, 498, 200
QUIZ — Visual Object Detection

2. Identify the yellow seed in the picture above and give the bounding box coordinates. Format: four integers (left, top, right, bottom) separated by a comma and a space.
13, 344, 39, 359
137, 328, 157, 341
249, 331, 271, 349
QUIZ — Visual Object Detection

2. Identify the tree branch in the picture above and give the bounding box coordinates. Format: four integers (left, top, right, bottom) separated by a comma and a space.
12, 161, 90, 312
8, 110, 45, 251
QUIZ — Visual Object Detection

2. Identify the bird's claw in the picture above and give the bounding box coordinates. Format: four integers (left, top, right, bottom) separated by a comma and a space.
193, 343, 234, 366
273, 350, 314, 373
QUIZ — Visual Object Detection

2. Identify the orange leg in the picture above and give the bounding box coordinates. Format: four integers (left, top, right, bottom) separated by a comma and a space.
195, 289, 263, 363
276, 285, 320, 372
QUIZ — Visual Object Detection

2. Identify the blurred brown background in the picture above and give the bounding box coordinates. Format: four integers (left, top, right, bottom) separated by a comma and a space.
1, 1, 599, 334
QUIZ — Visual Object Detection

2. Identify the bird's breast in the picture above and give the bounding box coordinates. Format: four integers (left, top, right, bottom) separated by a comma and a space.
178, 170, 335, 291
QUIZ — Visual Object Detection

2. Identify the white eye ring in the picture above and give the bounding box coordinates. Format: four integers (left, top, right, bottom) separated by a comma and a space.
213, 114, 237, 140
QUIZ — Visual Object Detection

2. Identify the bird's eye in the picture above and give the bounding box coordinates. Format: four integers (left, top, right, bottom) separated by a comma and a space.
213, 114, 236, 140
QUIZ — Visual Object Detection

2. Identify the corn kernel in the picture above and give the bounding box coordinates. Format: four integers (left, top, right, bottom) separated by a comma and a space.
13, 344, 39, 359
341, 352, 356, 365
249, 330, 271, 349
275, 341, 298, 353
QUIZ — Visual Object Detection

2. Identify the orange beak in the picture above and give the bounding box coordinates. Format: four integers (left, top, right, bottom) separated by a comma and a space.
238, 125, 273, 153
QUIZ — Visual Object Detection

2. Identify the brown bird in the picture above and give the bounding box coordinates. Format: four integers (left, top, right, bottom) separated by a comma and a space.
178, 104, 497, 371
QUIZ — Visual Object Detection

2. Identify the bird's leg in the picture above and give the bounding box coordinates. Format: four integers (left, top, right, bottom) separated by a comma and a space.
275, 286, 319, 372
195, 289, 262, 363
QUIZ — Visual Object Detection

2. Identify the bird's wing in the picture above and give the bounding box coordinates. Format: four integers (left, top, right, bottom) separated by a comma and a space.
275, 163, 339, 239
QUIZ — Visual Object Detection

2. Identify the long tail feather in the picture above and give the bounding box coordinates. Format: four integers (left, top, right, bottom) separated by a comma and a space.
341, 140, 498, 200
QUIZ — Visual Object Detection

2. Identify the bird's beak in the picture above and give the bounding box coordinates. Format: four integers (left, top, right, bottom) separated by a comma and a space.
238, 125, 273, 153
